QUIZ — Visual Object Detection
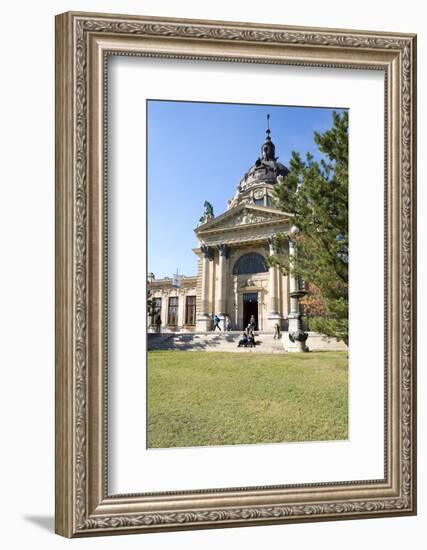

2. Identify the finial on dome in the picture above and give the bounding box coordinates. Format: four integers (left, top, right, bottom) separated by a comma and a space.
261, 113, 275, 160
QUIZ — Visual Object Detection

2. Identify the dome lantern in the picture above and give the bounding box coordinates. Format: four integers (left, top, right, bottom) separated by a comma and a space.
261, 114, 276, 161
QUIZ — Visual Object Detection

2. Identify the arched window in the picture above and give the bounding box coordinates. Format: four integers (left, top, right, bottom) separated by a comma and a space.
233, 253, 268, 275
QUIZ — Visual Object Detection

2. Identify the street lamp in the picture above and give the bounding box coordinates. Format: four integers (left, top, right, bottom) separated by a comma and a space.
286, 225, 308, 352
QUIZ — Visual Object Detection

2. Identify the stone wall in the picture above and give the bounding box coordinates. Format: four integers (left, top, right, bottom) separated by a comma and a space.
148, 277, 198, 333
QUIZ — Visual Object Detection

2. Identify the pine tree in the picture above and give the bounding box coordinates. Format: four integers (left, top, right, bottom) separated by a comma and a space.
271, 111, 348, 344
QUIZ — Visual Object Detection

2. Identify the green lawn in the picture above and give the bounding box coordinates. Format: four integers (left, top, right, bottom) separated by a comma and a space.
147, 351, 348, 448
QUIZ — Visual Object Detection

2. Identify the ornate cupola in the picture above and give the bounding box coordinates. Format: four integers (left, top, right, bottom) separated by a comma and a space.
228, 114, 289, 209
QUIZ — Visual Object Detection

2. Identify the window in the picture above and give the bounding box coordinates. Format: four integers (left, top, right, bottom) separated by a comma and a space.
150, 297, 162, 325
233, 253, 268, 275
167, 296, 179, 325
253, 197, 264, 206
185, 295, 196, 325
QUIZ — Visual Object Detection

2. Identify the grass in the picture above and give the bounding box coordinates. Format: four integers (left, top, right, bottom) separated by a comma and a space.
147, 351, 348, 448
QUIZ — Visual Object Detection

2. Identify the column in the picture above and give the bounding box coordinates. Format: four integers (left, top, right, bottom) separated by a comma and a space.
196, 246, 212, 332
267, 237, 281, 330
268, 238, 279, 315
216, 244, 229, 321
233, 278, 239, 328
161, 292, 168, 330
177, 291, 186, 330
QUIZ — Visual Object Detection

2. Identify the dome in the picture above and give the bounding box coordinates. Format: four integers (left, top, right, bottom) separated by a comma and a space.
227, 115, 289, 209
239, 157, 289, 189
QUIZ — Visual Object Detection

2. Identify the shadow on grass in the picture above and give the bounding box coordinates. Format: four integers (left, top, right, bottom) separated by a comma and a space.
148, 331, 247, 351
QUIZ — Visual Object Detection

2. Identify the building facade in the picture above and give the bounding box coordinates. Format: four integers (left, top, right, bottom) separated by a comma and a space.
148, 123, 301, 334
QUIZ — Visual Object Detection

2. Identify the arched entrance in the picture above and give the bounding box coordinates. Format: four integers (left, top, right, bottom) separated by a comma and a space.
233, 252, 268, 330
243, 292, 258, 330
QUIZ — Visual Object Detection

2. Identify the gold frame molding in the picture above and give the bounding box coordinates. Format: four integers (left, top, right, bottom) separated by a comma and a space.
55, 11, 417, 538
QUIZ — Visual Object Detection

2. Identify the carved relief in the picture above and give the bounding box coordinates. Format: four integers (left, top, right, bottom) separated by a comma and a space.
235, 211, 270, 225
213, 209, 273, 229
238, 278, 255, 289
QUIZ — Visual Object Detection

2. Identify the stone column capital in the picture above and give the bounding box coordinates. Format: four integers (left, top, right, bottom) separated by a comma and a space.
200, 245, 214, 260
217, 243, 230, 258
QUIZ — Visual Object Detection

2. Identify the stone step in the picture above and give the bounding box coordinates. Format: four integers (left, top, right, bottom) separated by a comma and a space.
147, 330, 347, 352
147, 331, 285, 352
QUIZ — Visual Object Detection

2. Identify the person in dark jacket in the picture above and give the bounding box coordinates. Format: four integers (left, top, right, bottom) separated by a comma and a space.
213, 314, 222, 331
245, 324, 255, 347
248, 329, 255, 347
238, 332, 248, 347
155, 314, 162, 334
249, 314, 256, 331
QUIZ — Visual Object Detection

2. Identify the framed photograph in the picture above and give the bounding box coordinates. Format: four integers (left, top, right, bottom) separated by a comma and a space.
55, 11, 417, 537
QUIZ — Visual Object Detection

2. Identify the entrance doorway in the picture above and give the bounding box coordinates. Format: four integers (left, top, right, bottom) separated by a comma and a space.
243, 292, 258, 330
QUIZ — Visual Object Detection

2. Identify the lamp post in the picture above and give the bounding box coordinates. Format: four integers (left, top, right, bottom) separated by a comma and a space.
285, 225, 308, 352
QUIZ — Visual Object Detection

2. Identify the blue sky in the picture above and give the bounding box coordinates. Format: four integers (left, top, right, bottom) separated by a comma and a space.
147, 100, 346, 278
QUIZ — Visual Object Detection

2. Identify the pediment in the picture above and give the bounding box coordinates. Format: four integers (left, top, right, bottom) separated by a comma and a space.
195, 204, 291, 234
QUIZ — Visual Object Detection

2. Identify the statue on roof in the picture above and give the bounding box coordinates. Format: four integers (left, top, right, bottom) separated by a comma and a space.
198, 200, 214, 226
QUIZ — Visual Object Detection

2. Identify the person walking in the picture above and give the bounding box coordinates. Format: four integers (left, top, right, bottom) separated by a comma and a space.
155, 314, 162, 334
249, 314, 256, 331
225, 314, 231, 331
213, 314, 222, 331
273, 322, 281, 340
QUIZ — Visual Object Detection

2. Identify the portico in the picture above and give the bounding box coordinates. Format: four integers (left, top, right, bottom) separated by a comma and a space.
194, 203, 292, 331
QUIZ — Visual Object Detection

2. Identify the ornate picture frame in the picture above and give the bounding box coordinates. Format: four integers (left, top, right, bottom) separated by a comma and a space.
55, 11, 417, 537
